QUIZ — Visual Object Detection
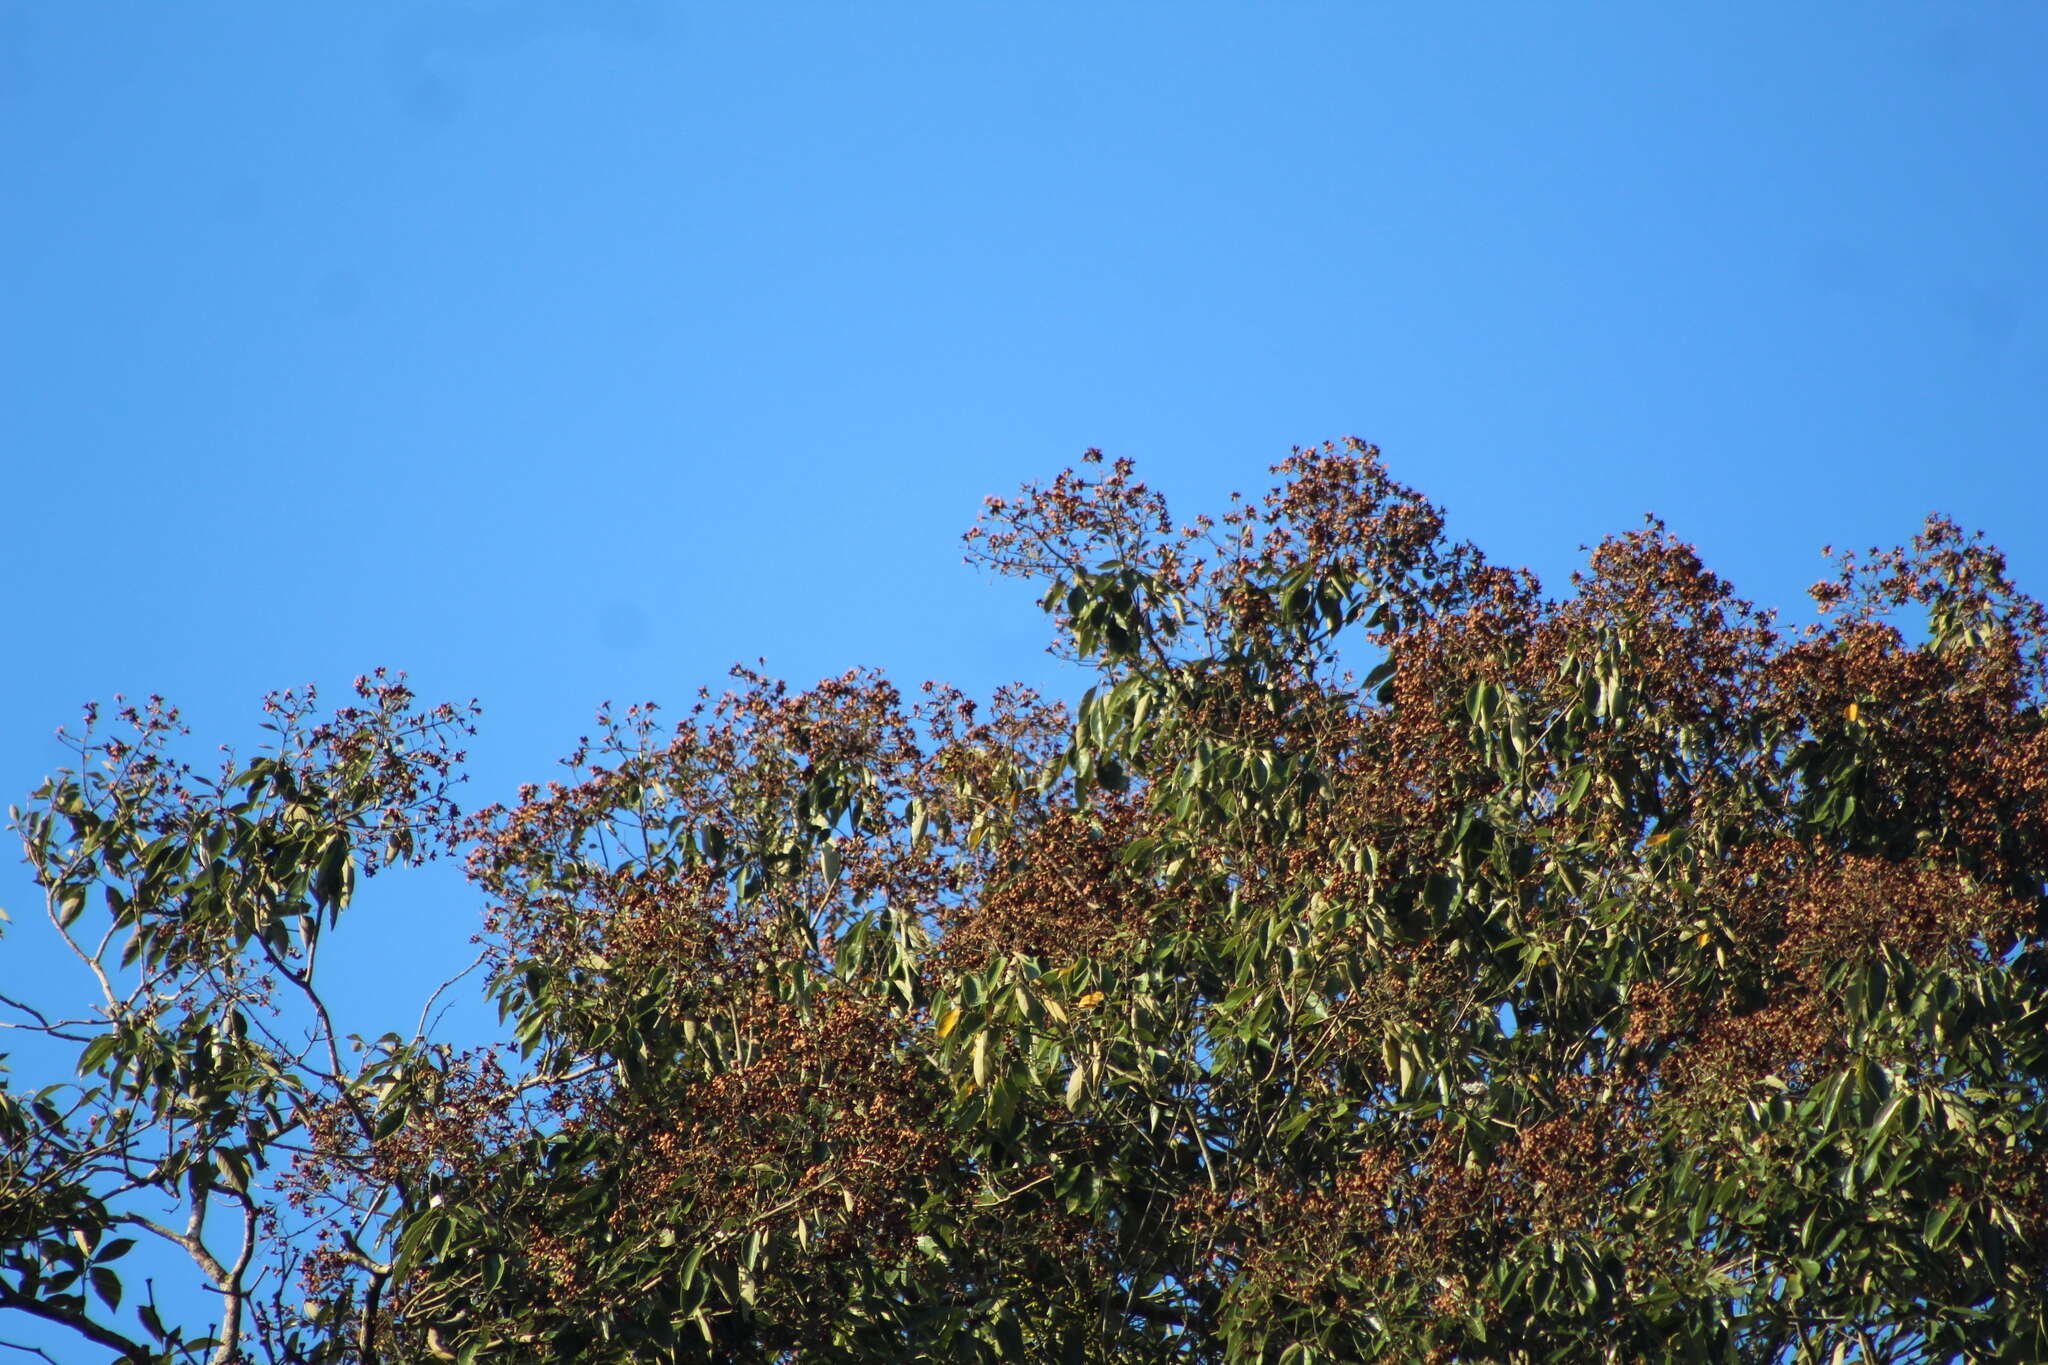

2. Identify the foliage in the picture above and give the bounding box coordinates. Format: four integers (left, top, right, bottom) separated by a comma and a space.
2, 678, 478, 1363
6, 444, 2048, 1363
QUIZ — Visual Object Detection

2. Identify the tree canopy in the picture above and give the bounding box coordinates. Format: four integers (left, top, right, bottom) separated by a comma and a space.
6, 443, 2047, 1363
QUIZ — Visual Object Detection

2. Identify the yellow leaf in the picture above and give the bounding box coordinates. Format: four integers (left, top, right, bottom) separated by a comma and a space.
1076, 990, 1105, 1009
934, 1008, 963, 1039
1696, 931, 1711, 947
1845, 702, 1860, 723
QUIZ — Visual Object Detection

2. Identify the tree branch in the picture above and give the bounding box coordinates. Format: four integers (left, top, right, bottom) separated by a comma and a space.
0, 1283, 147, 1361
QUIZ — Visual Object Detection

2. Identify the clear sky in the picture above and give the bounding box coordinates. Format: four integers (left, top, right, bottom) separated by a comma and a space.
3, 0, 2046, 1342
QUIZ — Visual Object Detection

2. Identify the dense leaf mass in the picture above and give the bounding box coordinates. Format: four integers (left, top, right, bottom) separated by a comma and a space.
6, 444, 2047, 1363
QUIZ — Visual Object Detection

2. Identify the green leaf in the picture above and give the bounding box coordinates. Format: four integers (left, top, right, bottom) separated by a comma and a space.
77, 1032, 118, 1076
311, 832, 352, 914
1064, 1063, 1089, 1112
89, 1265, 121, 1312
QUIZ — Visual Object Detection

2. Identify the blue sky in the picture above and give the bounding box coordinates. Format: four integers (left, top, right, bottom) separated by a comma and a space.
3, 0, 2046, 1342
